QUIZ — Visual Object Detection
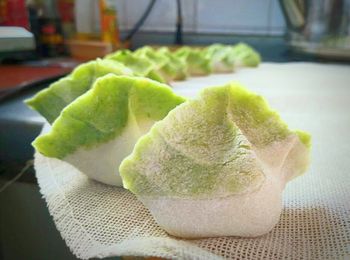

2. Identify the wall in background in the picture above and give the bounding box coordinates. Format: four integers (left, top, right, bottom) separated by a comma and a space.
112, 0, 286, 36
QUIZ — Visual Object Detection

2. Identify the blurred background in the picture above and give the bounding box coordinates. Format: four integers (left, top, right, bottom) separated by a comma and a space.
0, 1, 349, 259
1, 0, 350, 61
1, 0, 289, 61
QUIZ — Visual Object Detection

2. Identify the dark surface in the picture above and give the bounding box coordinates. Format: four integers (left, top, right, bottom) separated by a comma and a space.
0, 83, 72, 259
0, 83, 46, 170
0, 34, 348, 260
0, 179, 121, 260
0, 181, 79, 260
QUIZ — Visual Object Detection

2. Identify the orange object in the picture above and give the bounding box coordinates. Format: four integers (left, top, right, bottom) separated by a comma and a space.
99, 0, 121, 49
66, 39, 113, 61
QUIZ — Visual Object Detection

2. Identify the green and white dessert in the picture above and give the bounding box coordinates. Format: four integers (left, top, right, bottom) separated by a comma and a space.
106, 49, 167, 83
231, 43, 261, 67
26, 58, 133, 124
134, 46, 171, 82
120, 83, 311, 238
32, 75, 185, 186
204, 44, 236, 73
157, 47, 188, 81
174, 46, 212, 76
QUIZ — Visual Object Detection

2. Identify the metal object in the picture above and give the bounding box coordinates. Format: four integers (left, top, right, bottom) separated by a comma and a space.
279, 0, 350, 59
0, 26, 35, 53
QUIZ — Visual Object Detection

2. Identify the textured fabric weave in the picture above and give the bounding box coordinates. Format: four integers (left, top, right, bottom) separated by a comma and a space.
35, 63, 350, 259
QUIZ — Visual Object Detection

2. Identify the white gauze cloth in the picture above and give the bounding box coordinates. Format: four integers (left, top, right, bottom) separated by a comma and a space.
34, 63, 350, 259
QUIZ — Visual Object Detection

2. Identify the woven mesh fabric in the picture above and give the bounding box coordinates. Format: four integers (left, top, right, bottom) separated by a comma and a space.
34, 63, 350, 259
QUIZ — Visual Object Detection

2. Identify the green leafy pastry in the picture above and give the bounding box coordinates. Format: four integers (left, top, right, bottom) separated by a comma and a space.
120, 83, 311, 238
157, 47, 188, 81
106, 50, 152, 75
231, 43, 261, 67
204, 43, 236, 73
133, 46, 169, 82
174, 46, 212, 76
32, 75, 185, 186
25, 58, 133, 124
106, 49, 166, 83
134, 46, 169, 68
134, 46, 185, 83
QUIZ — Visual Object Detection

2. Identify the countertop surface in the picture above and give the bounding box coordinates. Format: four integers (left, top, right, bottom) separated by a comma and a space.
0, 65, 71, 91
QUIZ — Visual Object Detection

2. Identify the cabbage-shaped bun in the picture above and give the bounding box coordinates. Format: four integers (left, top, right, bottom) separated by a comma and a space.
204, 44, 235, 73
134, 46, 169, 69
231, 43, 261, 67
32, 75, 185, 186
157, 47, 188, 81
134, 46, 179, 83
174, 46, 211, 76
106, 49, 166, 83
120, 83, 311, 238
25, 58, 133, 124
